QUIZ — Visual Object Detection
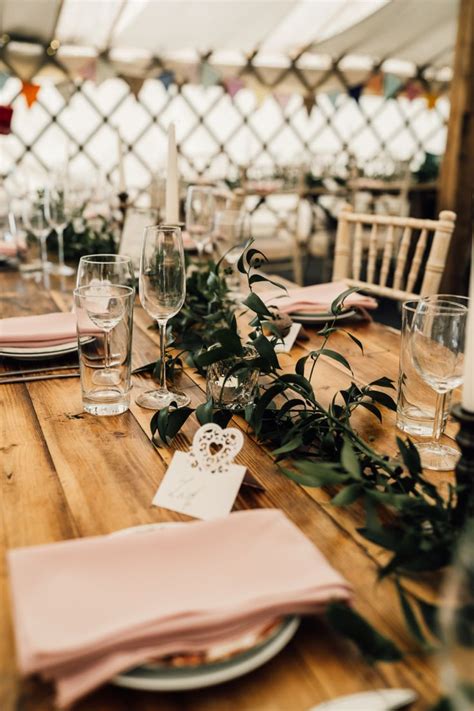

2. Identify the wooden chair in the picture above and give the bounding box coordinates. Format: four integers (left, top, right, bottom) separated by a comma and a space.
332, 204, 456, 301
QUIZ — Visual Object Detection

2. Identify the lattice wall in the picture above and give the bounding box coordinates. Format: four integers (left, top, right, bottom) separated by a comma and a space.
0, 73, 449, 200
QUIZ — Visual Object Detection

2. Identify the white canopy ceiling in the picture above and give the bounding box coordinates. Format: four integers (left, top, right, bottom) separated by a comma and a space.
0, 0, 458, 73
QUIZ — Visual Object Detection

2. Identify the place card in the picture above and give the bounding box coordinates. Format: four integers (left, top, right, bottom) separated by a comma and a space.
153, 423, 246, 520
274, 322, 302, 353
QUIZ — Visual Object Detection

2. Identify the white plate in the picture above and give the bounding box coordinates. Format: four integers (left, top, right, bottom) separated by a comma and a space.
0, 338, 95, 360
290, 308, 357, 325
110, 522, 300, 692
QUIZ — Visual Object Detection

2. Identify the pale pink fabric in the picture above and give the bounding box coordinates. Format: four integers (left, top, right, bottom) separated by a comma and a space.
0, 312, 81, 348
0, 241, 17, 257
265, 281, 378, 314
8, 509, 351, 707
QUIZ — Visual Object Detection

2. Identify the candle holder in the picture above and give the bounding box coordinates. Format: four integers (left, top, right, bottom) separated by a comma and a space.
451, 403, 474, 526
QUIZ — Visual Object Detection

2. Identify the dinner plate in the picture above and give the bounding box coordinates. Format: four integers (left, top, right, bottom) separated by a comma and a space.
0, 337, 95, 360
110, 522, 300, 692
290, 308, 357, 325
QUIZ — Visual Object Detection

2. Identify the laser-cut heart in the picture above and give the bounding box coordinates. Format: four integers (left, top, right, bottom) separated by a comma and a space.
191, 423, 244, 474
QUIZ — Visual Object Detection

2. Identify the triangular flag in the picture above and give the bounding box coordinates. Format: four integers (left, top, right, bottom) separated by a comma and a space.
56, 80, 76, 104
405, 80, 423, 101
223, 77, 245, 99
425, 91, 439, 110
303, 93, 315, 116
0, 105, 13, 134
273, 92, 290, 110
365, 72, 384, 96
158, 70, 175, 90
123, 75, 145, 99
0, 71, 9, 90
200, 60, 220, 88
348, 84, 363, 103
327, 90, 340, 107
96, 56, 115, 86
384, 73, 403, 99
21, 81, 40, 108
78, 58, 96, 82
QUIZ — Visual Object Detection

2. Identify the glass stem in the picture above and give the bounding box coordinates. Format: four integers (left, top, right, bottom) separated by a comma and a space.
158, 320, 167, 390
197, 243, 204, 262
432, 391, 447, 444
40, 235, 48, 268
104, 331, 110, 371
57, 226, 65, 268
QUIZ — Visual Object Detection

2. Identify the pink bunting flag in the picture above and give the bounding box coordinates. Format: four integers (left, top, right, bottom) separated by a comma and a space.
223, 77, 245, 99
405, 80, 423, 101
273, 92, 290, 110
0, 105, 13, 134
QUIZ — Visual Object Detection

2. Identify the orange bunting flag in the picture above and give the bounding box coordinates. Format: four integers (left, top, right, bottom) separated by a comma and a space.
21, 81, 40, 108
303, 93, 315, 116
425, 92, 439, 110
365, 72, 384, 96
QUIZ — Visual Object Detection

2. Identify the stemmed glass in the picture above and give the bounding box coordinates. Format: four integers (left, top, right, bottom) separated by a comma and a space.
46, 181, 75, 276
410, 295, 468, 470
136, 224, 190, 410
185, 186, 215, 261
213, 209, 249, 296
23, 191, 52, 272
76, 255, 135, 386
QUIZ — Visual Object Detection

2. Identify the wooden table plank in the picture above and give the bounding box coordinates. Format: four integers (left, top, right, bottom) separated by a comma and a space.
0, 270, 446, 710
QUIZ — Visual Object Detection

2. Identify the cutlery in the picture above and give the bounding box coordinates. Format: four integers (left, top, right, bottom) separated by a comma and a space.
0, 372, 81, 385
0, 364, 79, 378
307, 688, 418, 711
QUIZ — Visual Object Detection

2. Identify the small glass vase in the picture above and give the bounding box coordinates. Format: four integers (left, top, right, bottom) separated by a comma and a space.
206, 346, 259, 411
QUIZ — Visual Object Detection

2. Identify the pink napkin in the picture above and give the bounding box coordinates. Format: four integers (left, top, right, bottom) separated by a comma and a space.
0, 312, 81, 348
0, 241, 17, 257
8, 509, 351, 707
265, 281, 378, 314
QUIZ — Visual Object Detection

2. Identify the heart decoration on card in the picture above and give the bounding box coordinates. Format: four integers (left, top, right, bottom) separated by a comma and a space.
191, 423, 244, 475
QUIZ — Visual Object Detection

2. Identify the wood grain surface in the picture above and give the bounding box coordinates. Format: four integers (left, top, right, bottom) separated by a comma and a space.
0, 270, 456, 711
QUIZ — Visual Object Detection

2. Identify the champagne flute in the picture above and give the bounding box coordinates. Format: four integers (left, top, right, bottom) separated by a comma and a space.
185, 186, 215, 261
46, 180, 75, 276
23, 191, 52, 272
76, 255, 135, 386
410, 295, 468, 470
213, 208, 249, 297
136, 224, 190, 410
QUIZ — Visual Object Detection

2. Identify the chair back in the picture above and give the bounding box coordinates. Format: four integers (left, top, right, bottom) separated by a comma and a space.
332, 204, 456, 301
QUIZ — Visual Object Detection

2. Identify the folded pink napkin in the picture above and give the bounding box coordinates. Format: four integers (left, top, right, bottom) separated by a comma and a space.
0, 241, 17, 257
0, 312, 81, 348
265, 281, 377, 314
8, 509, 351, 707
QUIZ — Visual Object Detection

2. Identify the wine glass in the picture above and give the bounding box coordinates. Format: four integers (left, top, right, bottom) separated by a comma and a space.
23, 191, 52, 272
213, 208, 249, 296
77, 255, 135, 385
410, 295, 469, 470
185, 186, 215, 261
439, 523, 474, 710
136, 224, 190, 410
46, 179, 75, 276
74, 284, 134, 387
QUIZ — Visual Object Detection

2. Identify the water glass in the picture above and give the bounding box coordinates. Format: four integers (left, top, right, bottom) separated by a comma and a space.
185, 186, 215, 260
397, 300, 450, 436
74, 285, 134, 416
206, 346, 259, 411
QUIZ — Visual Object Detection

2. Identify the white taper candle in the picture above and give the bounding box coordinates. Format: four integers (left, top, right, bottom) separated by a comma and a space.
462, 238, 474, 411
116, 131, 126, 194
165, 123, 179, 223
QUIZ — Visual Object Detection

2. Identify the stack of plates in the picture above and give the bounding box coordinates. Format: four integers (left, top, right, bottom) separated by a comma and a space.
290, 308, 357, 325
0, 341, 80, 360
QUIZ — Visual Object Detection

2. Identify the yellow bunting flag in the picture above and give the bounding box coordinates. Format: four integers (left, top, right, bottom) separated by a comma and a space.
425, 92, 439, 110
21, 81, 40, 108
365, 72, 384, 96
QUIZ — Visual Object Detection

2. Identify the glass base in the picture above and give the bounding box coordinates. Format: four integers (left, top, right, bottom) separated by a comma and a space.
51, 263, 75, 276
83, 391, 129, 416
92, 369, 122, 386
41, 261, 54, 272
136, 387, 191, 410
415, 442, 460, 471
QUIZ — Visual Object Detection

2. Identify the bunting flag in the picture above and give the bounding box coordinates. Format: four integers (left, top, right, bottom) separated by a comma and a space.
364, 72, 384, 96
95, 56, 116, 86
425, 91, 439, 110
405, 79, 423, 101
348, 83, 363, 103
327, 90, 341, 107
200, 60, 220, 88
223, 77, 244, 99
303, 93, 315, 116
78, 58, 97, 82
0, 105, 13, 134
0, 71, 10, 90
123, 75, 145, 99
21, 81, 40, 108
383, 73, 403, 99
158, 70, 175, 90
273, 92, 290, 110
56, 79, 76, 104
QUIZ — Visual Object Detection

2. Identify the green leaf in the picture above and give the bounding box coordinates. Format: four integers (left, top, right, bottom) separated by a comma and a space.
243, 292, 272, 317
331, 287, 361, 315
280, 465, 344, 488
325, 602, 403, 662
212, 328, 244, 355
345, 331, 364, 353
368, 390, 397, 411
369, 376, 395, 390
248, 273, 287, 292
396, 581, 430, 648
150, 405, 194, 444
252, 334, 280, 370
319, 348, 353, 373
331, 483, 363, 506
341, 438, 361, 478
293, 460, 349, 486
272, 436, 303, 456
358, 401, 383, 422
196, 398, 214, 425
195, 347, 231, 367
396, 436, 422, 476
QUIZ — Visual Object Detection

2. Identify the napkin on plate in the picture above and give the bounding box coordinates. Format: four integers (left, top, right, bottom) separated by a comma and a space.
0, 312, 83, 349
0, 241, 18, 258
8, 509, 351, 707
264, 281, 377, 315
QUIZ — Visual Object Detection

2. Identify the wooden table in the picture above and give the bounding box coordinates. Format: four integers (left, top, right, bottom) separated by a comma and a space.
0, 269, 454, 711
